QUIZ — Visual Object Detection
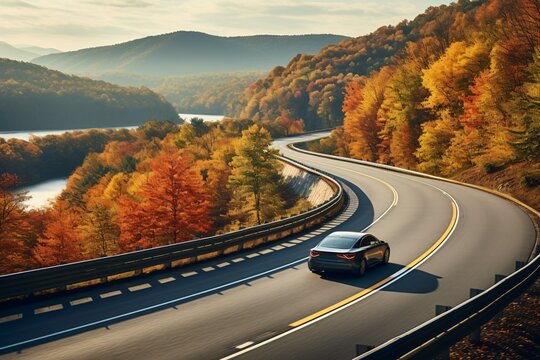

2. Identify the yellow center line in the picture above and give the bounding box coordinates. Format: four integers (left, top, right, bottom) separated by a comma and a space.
289, 200, 457, 328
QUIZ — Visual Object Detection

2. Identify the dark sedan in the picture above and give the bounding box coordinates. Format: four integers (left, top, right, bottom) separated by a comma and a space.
308, 231, 390, 276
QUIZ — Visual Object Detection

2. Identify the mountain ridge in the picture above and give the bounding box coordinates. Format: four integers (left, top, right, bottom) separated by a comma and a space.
33, 31, 349, 77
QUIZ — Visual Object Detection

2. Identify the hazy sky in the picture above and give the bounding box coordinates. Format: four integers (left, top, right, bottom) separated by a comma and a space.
2, 0, 450, 51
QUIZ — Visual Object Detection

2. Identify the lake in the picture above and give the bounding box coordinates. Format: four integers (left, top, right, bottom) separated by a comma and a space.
4, 113, 224, 208
0, 113, 224, 141
20, 178, 68, 209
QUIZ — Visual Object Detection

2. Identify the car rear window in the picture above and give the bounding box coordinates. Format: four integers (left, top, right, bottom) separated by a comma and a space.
319, 235, 358, 249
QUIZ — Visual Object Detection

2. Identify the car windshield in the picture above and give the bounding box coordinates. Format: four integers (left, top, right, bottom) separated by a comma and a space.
318, 235, 358, 249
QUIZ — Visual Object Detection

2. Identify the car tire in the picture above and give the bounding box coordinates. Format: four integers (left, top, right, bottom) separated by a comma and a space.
383, 249, 390, 264
358, 258, 367, 276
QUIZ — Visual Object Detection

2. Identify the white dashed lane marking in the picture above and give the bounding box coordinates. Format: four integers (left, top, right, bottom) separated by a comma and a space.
70, 297, 93, 306
232, 258, 245, 263
159, 277, 176, 284
34, 304, 63, 315
0, 314, 22, 324
235, 341, 255, 350
129, 283, 152, 292
259, 249, 274, 255
271, 245, 285, 251
217, 262, 230, 268
181, 271, 198, 277
100, 290, 122, 299
246, 253, 260, 258
202, 266, 215, 272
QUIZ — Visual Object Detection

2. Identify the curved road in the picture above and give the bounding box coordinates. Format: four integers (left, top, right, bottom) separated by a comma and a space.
0, 132, 536, 360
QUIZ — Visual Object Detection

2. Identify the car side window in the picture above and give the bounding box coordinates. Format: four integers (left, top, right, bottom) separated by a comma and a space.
369, 236, 379, 245
360, 236, 371, 247
353, 239, 362, 248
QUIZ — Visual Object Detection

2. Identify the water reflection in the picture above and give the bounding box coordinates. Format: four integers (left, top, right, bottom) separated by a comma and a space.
20, 178, 68, 209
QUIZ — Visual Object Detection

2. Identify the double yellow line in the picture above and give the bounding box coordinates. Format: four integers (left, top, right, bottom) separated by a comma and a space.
289, 165, 458, 327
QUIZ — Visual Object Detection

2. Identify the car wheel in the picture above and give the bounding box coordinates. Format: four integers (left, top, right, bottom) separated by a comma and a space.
383, 249, 390, 264
358, 258, 367, 276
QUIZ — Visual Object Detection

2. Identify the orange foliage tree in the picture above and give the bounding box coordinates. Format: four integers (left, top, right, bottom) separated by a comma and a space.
118, 150, 212, 251
0, 173, 30, 273
33, 200, 86, 266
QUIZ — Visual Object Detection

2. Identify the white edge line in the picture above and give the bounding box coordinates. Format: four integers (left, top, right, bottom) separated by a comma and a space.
221, 182, 459, 360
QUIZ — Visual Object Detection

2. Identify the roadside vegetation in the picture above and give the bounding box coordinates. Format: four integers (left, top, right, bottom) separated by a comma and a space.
0, 119, 311, 274
303, 0, 539, 209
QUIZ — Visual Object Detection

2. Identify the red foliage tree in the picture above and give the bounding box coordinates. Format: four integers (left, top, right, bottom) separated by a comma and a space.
118, 150, 212, 252
33, 201, 86, 267
0, 173, 30, 274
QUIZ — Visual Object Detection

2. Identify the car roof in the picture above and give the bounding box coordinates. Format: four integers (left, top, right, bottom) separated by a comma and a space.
326, 231, 368, 240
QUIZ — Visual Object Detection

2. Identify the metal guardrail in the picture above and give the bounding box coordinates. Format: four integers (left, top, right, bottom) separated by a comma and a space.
355, 253, 540, 359
291, 134, 540, 360
0, 156, 344, 300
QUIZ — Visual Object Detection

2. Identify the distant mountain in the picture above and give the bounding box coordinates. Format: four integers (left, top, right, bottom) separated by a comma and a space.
20, 46, 60, 57
0, 41, 37, 61
0, 58, 179, 131
0, 42, 60, 61
33, 31, 348, 77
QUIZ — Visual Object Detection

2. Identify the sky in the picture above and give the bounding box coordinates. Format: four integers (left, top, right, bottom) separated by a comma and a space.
1, 0, 451, 51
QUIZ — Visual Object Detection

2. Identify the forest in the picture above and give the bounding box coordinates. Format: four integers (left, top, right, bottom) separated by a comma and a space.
0, 59, 179, 131
154, 71, 266, 116
308, 0, 539, 209
0, 119, 311, 274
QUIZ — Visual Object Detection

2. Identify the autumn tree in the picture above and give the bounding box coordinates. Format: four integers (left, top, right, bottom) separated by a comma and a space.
0, 173, 30, 274
343, 67, 394, 161
80, 203, 119, 257
228, 125, 284, 226
118, 150, 212, 251
33, 201, 86, 267
422, 41, 490, 115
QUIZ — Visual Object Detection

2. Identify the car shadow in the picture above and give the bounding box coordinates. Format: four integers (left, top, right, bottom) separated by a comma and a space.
317, 262, 440, 294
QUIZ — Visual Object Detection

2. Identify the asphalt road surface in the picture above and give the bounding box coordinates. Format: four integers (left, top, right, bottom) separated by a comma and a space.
0, 132, 536, 360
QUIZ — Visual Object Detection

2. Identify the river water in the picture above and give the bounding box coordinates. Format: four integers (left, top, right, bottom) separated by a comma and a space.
2, 113, 223, 208
0, 113, 224, 141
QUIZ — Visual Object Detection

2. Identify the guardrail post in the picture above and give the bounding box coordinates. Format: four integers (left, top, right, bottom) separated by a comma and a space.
435, 305, 452, 360
355, 344, 374, 356
468, 288, 484, 344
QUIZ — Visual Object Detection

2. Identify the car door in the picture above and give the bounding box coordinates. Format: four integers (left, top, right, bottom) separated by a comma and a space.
368, 235, 386, 262
360, 235, 379, 265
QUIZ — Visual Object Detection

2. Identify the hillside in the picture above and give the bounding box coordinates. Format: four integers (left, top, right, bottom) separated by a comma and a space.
154, 71, 266, 115
234, 1, 487, 131
302, 0, 538, 208
33, 32, 348, 77
0, 59, 179, 131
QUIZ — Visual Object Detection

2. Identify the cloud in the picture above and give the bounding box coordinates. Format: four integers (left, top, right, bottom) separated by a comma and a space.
86, 0, 152, 8
0, 0, 37, 8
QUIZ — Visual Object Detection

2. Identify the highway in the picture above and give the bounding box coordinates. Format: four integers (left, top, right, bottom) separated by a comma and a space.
0, 132, 536, 360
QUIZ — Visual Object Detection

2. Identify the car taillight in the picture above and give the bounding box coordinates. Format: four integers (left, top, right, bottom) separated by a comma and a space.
310, 250, 320, 258
336, 253, 356, 260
